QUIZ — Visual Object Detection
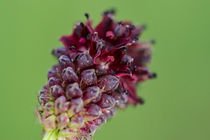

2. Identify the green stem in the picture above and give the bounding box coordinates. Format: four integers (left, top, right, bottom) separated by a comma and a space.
43, 130, 58, 140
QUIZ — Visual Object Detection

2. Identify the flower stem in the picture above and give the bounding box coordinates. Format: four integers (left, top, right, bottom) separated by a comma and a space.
43, 130, 58, 140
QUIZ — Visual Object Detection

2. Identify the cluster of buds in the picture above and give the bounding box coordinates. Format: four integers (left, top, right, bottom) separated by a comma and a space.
37, 10, 156, 140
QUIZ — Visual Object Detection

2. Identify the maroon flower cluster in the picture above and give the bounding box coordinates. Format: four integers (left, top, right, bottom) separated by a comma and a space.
37, 10, 155, 140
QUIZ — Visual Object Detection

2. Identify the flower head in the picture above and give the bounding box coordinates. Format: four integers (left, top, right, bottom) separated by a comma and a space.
37, 10, 156, 140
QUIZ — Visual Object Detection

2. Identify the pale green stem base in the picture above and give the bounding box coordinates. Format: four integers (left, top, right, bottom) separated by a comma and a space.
43, 130, 58, 140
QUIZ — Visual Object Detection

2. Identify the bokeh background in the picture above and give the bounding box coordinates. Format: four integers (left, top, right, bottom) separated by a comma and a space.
1, 0, 210, 140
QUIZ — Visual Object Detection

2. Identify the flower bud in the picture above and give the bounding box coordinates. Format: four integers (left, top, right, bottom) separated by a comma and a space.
58, 55, 73, 68
80, 69, 97, 88
48, 77, 62, 87
69, 115, 84, 129
55, 96, 67, 114
43, 115, 56, 130
68, 98, 83, 117
94, 114, 107, 126
50, 85, 64, 98
98, 75, 119, 92
85, 104, 102, 121
52, 47, 68, 58
83, 86, 101, 105
103, 108, 115, 118
44, 101, 55, 115
65, 83, 82, 99
47, 68, 58, 80
98, 94, 116, 109
38, 90, 52, 105
113, 93, 128, 108
57, 113, 69, 129
62, 67, 78, 82
76, 53, 93, 70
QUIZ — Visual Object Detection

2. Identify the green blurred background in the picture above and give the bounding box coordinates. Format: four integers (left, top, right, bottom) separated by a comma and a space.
1, 0, 210, 139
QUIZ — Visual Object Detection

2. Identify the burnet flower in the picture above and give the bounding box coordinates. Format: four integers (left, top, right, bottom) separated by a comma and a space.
37, 10, 156, 140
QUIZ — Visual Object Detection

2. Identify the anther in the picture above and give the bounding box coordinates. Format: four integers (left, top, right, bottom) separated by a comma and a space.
149, 73, 157, 79
93, 32, 98, 42
141, 24, 147, 30
80, 22, 85, 27
125, 25, 130, 29
86, 33, 91, 40
118, 21, 123, 25
130, 24, 136, 30
103, 9, 116, 15
125, 90, 129, 95
118, 46, 127, 52
85, 13, 89, 19
109, 9, 116, 14
96, 40, 103, 50
132, 36, 139, 41
69, 46, 76, 50
133, 65, 137, 72
150, 40, 156, 44
110, 70, 115, 75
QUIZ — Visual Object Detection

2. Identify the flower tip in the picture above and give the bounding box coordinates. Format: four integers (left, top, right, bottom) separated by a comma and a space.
149, 73, 157, 79
84, 13, 89, 19
138, 98, 145, 105
103, 8, 116, 15
150, 39, 156, 44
